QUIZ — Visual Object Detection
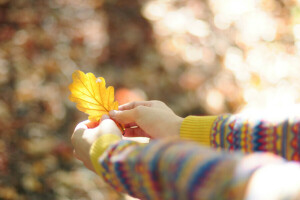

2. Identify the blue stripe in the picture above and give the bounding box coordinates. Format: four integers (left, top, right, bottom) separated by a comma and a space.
187, 156, 224, 199
114, 162, 135, 195
252, 120, 264, 151
141, 140, 177, 199
282, 120, 288, 158
233, 118, 244, 150
220, 117, 230, 148
174, 146, 202, 181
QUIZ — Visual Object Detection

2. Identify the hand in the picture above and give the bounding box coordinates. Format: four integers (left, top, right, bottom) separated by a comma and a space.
109, 100, 183, 139
71, 115, 122, 171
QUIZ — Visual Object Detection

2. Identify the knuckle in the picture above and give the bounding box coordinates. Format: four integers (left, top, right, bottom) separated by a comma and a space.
131, 101, 138, 108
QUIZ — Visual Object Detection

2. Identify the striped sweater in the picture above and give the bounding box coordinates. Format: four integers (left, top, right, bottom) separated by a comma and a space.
90, 115, 300, 200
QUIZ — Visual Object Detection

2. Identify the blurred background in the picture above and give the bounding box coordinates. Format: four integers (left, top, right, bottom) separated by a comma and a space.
1, 0, 300, 199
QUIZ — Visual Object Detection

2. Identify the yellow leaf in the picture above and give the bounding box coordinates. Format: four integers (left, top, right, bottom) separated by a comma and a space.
69, 70, 119, 122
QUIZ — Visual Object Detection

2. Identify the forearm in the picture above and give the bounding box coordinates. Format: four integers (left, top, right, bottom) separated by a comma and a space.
180, 115, 300, 161
211, 115, 300, 161
90, 136, 300, 199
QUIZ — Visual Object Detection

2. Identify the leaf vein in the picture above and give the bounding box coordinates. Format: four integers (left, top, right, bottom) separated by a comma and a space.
71, 97, 103, 107
98, 81, 107, 112
82, 108, 107, 112
72, 88, 95, 100
78, 74, 107, 111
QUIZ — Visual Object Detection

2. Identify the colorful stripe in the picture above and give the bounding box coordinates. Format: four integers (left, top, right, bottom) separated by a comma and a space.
94, 137, 298, 199
211, 115, 300, 161
90, 114, 300, 199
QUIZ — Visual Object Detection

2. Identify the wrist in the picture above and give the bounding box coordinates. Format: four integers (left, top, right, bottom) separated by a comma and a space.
179, 115, 217, 145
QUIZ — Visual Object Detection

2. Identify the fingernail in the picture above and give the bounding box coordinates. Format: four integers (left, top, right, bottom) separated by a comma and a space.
109, 110, 116, 117
101, 114, 110, 121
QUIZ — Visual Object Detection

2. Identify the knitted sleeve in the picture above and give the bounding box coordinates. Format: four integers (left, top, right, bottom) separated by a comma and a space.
90, 135, 300, 199
180, 115, 300, 161
180, 116, 217, 146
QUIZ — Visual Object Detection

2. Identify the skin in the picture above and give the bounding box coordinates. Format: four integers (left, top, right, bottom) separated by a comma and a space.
109, 100, 183, 139
72, 101, 300, 199
72, 100, 183, 170
71, 115, 122, 172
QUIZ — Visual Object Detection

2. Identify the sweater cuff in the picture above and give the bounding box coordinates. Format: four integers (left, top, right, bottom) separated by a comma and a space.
180, 116, 217, 146
89, 134, 121, 175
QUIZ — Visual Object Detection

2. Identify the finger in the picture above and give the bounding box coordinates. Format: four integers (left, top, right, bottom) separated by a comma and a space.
97, 118, 123, 136
85, 114, 110, 129
109, 109, 137, 124
98, 118, 117, 127
119, 101, 152, 110
72, 125, 85, 146
124, 127, 149, 137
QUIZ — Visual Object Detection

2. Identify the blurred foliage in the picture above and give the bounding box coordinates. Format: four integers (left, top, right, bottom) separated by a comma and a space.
0, 0, 300, 199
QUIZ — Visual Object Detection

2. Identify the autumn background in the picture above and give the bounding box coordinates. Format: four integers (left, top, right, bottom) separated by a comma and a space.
1, 0, 300, 199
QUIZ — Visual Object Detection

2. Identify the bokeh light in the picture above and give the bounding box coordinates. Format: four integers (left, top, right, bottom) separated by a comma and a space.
1, 0, 300, 199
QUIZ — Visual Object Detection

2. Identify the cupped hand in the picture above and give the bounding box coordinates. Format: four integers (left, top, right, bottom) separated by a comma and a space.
109, 100, 183, 139
71, 115, 122, 171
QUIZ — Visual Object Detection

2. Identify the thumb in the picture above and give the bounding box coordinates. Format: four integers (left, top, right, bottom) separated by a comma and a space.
109, 109, 137, 124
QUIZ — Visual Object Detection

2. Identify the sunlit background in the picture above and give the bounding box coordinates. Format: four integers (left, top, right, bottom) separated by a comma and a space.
1, 0, 300, 199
